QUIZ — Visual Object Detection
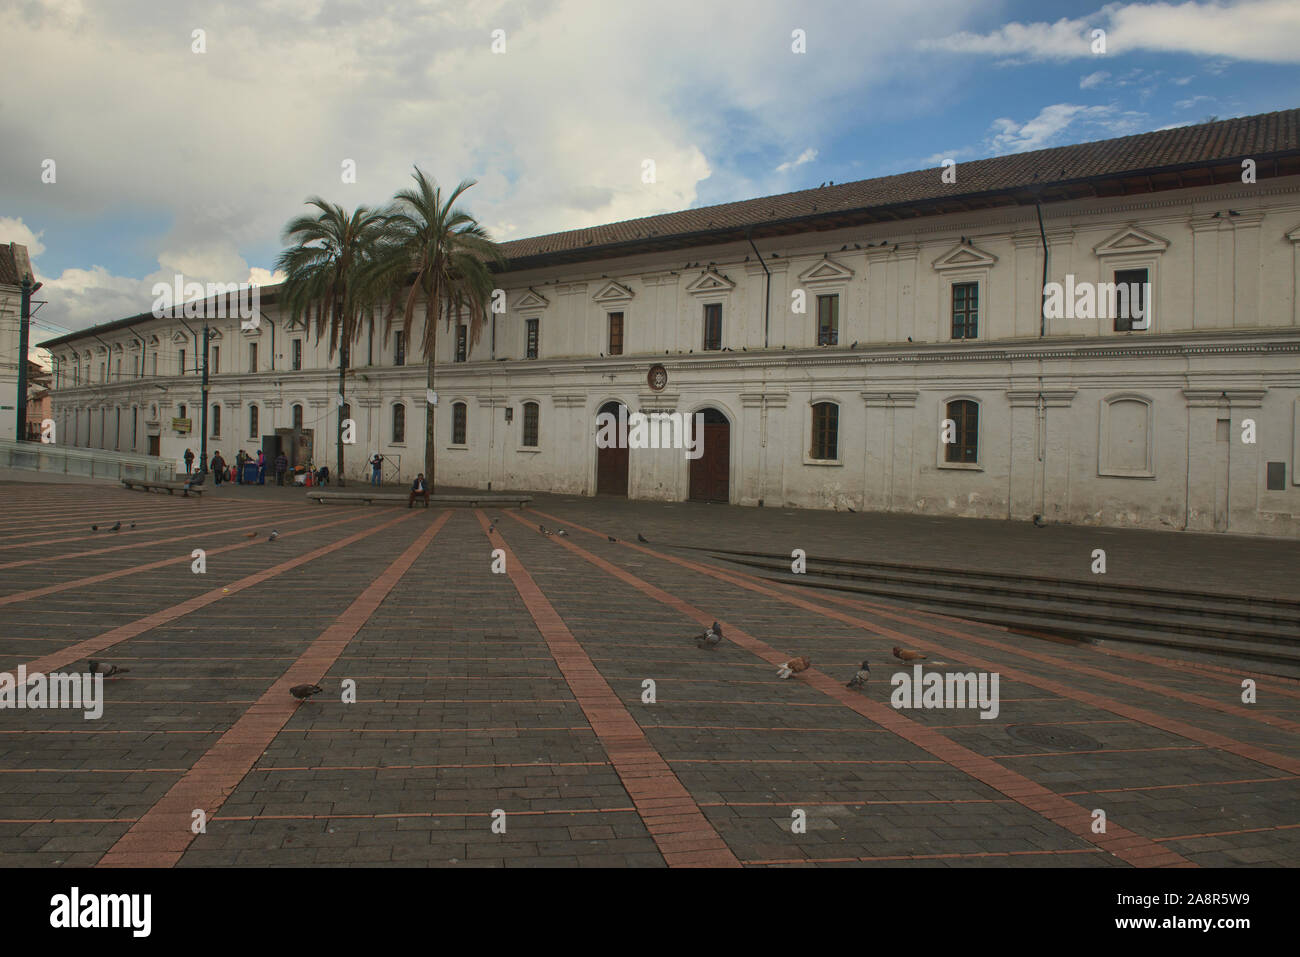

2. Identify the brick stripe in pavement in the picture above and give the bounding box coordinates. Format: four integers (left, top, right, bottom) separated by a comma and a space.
480, 509, 740, 868
515, 508, 1192, 868
95, 510, 452, 867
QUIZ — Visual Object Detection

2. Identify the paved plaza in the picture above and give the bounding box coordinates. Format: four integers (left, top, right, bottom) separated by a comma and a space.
0, 480, 1297, 868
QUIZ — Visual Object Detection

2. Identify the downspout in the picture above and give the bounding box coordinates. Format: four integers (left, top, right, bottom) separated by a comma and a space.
1035, 200, 1049, 338
747, 230, 771, 349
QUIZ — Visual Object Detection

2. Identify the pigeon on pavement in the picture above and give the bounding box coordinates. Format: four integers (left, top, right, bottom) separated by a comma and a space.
290, 684, 323, 703
607, 536, 617, 543
846, 660, 871, 690
893, 646, 927, 662
556, 529, 568, 537
268, 530, 279, 541
637, 533, 649, 543
87, 660, 130, 678
110, 521, 121, 532
245, 531, 258, 538
778, 656, 811, 679
694, 621, 723, 648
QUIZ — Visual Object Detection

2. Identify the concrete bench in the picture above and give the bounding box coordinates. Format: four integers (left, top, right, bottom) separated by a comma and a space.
306, 491, 531, 508
122, 479, 204, 496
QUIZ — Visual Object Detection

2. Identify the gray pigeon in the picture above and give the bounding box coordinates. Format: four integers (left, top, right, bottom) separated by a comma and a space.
110, 521, 121, 532
556, 529, 568, 537
637, 533, 649, 543
290, 684, 323, 702
694, 621, 722, 648
846, 660, 871, 690
268, 530, 279, 541
607, 536, 617, 543
87, 660, 129, 678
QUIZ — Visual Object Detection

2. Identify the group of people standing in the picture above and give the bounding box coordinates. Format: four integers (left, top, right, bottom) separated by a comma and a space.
183, 447, 290, 485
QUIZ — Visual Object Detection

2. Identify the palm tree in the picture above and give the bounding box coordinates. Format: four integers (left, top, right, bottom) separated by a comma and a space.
371, 168, 502, 489
275, 198, 391, 487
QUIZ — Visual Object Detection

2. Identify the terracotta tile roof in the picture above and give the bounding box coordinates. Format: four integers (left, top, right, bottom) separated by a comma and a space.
494, 108, 1300, 265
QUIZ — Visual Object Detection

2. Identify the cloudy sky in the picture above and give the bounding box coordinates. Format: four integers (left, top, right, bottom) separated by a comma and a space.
2, 0, 1297, 343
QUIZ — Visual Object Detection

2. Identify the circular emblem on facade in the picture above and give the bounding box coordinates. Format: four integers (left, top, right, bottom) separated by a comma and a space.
647, 364, 668, 392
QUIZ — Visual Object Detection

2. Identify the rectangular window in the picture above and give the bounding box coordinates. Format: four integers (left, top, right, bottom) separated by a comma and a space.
522, 402, 539, 447
816, 295, 839, 345
526, 319, 539, 359
249, 342, 258, 372
291, 339, 302, 370
178, 350, 186, 376
99, 362, 105, 381
1113, 268, 1148, 331
608, 312, 624, 355
178, 403, 187, 421
455, 325, 467, 362
151, 353, 158, 376
703, 303, 722, 351
452, 403, 467, 445
394, 332, 405, 366
211, 346, 220, 375
211, 403, 221, 437
392, 404, 406, 443
114, 359, 121, 381
952, 282, 979, 339
131, 356, 139, 378
945, 400, 979, 464
811, 402, 839, 460
249, 405, 259, 439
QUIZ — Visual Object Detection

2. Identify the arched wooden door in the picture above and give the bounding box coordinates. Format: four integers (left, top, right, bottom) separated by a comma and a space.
595, 401, 629, 496
688, 407, 730, 503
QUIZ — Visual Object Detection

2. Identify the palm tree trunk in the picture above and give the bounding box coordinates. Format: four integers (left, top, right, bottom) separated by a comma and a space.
424, 324, 436, 491
337, 342, 348, 487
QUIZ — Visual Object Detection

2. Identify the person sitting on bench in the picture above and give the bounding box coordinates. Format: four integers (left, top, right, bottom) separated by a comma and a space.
408, 473, 430, 508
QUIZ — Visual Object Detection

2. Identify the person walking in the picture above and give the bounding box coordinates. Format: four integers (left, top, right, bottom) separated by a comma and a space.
234, 450, 246, 485
369, 452, 384, 486
211, 451, 226, 486
408, 472, 429, 508
183, 448, 195, 476
275, 452, 288, 487
257, 449, 266, 485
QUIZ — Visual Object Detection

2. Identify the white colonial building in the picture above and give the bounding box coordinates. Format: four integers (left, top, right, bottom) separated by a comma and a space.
41, 109, 1300, 535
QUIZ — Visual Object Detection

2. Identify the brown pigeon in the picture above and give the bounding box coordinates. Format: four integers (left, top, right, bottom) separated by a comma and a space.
87, 660, 129, 678
777, 656, 811, 679
893, 646, 927, 662
290, 684, 323, 703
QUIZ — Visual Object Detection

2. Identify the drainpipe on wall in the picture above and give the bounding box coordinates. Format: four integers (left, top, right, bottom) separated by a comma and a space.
1036, 200, 1049, 338
746, 231, 771, 349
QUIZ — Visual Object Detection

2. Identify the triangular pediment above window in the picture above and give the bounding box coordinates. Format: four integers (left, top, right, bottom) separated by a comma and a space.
592, 280, 634, 304
685, 269, 735, 296
206, 328, 224, 341
283, 314, 308, 332
171, 331, 189, 343
1093, 225, 1169, 256
148, 335, 161, 345
1287, 224, 1300, 244
797, 257, 855, 284
514, 289, 549, 311
931, 242, 998, 271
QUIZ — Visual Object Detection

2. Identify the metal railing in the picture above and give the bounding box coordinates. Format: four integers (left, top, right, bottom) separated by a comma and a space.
0, 440, 173, 483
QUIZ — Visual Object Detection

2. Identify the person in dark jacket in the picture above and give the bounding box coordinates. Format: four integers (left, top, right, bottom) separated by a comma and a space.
183, 448, 195, 475
257, 449, 266, 485
408, 473, 429, 508
211, 451, 226, 486
275, 452, 288, 486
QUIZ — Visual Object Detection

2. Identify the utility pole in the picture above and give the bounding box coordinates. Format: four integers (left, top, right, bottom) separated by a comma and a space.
16, 274, 40, 441
200, 320, 210, 474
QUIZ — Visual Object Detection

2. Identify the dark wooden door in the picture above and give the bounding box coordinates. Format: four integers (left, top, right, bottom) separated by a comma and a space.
597, 443, 628, 495
596, 402, 629, 496
689, 412, 729, 503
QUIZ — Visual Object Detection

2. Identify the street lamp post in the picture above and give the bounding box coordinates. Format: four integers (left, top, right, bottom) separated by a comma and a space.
16, 275, 41, 442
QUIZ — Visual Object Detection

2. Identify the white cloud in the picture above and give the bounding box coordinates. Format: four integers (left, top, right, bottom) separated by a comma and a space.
1079, 70, 1110, 89
0, 218, 47, 257
925, 1, 1300, 63
985, 104, 1147, 154
775, 148, 818, 173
